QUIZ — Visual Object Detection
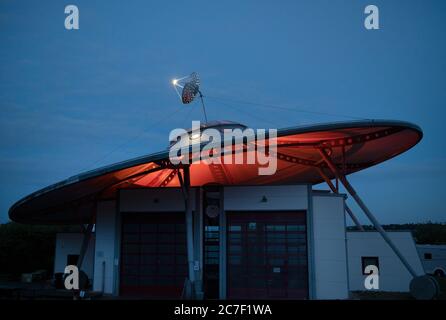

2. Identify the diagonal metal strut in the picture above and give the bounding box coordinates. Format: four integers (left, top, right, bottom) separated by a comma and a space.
318, 148, 418, 278
316, 167, 365, 231
77, 222, 94, 270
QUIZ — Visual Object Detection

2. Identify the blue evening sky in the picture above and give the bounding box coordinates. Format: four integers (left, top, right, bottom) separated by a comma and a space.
0, 0, 445, 224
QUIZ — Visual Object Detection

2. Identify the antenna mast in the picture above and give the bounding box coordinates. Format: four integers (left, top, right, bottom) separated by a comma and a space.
198, 90, 208, 123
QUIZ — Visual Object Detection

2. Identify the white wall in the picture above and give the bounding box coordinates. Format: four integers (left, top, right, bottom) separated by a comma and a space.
347, 231, 424, 292
312, 194, 349, 299
224, 185, 308, 211
119, 188, 195, 212
93, 200, 117, 294
54, 233, 95, 279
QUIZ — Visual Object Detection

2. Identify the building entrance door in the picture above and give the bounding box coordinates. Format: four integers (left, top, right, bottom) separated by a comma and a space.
227, 211, 308, 299
120, 212, 187, 298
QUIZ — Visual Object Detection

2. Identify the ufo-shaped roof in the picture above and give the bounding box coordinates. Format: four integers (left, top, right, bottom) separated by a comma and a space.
9, 120, 422, 224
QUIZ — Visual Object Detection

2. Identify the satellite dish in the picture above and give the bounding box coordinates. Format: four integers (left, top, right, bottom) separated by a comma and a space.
181, 72, 200, 104
172, 72, 208, 122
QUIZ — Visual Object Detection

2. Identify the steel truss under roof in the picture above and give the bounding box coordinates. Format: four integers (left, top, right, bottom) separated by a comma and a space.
9, 120, 422, 224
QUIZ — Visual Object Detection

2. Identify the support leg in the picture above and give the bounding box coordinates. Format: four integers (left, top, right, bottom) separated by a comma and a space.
316, 167, 364, 231
77, 223, 94, 270
318, 148, 418, 278
179, 166, 196, 298
73, 222, 94, 298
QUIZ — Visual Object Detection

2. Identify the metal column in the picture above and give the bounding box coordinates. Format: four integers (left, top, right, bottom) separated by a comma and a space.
318, 148, 418, 278
178, 166, 196, 298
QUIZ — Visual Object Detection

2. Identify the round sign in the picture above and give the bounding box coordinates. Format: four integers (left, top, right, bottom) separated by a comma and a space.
206, 205, 220, 218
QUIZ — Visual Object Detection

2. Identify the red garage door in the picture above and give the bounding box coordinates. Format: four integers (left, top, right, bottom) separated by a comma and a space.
120, 213, 187, 298
227, 211, 308, 299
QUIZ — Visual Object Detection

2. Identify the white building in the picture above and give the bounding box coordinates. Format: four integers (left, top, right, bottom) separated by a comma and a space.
53, 187, 427, 299
12, 120, 429, 299
53, 186, 350, 299
347, 231, 424, 292
417, 244, 446, 277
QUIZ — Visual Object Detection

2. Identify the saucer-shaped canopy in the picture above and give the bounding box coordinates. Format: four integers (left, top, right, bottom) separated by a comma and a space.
9, 120, 422, 224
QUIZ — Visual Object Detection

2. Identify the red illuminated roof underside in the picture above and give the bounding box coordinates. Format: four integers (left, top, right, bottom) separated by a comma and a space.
9, 120, 422, 224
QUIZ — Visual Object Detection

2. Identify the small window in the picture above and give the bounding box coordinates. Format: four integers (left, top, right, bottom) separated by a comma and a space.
424, 253, 432, 260
362, 256, 379, 275
67, 254, 79, 266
